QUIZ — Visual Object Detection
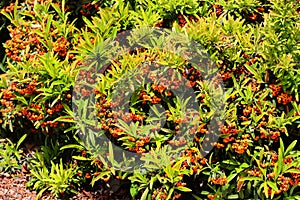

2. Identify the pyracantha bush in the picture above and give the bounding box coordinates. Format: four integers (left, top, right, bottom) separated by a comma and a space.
0, 0, 300, 199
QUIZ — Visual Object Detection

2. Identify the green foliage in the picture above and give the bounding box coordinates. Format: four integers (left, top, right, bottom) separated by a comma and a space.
27, 158, 79, 199
136, 0, 201, 18
0, 0, 14, 73
237, 139, 300, 199
0, 134, 27, 173
0, 0, 300, 199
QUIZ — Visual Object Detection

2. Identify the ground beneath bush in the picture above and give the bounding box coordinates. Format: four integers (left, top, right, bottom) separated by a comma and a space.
0, 139, 132, 200
0, 172, 132, 200
0, 172, 36, 200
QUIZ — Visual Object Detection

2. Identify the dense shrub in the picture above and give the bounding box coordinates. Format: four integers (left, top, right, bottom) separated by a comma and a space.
0, 0, 300, 199
0, 0, 15, 73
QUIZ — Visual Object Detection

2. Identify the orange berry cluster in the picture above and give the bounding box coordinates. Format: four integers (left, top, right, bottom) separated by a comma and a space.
79, 2, 100, 16
2, 3, 22, 13
20, 106, 43, 122
53, 36, 70, 57
213, 124, 240, 149
168, 137, 187, 147
232, 138, 249, 154
176, 182, 187, 187
221, 71, 231, 81
151, 188, 166, 200
0, 99, 15, 120
209, 176, 227, 185
56, 0, 100, 16
216, 89, 284, 152
138, 90, 162, 105
277, 93, 293, 105
0, 79, 40, 120
120, 112, 146, 124
284, 156, 293, 164
234, 65, 250, 77
76, 69, 96, 85
3, 0, 79, 64
290, 169, 300, 185
74, 85, 93, 99
151, 186, 182, 200
207, 194, 216, 200
246, 168, 261, 177
214, 142, 224, 149
41, 121, 59, 128
10, 80, 40, 96
278, 175, 292, 192
212, 4, 223, 16
263, 186, 281, 196
269, 84, 282, 97
0, 77, 70, 134
5, 24, 43, 62
46, 102, 64, 115
1, 89, 15, 99
259, 129, 281, 142
221, 124, 240, 135
177, 14, 198, 28
270, 130, 281, 141
181, 149, 207, 173
126, 137, 151, 154
268, 82, 293, 105
181, 65, 202, 88
96, 96, 152, 153
136, 137, 150, 146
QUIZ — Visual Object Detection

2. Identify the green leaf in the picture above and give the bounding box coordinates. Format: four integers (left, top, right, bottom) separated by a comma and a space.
16, 134, 27, 149
166, 187, 174, 200
82, 16, 94, 29
277, 139, 284, 175
108, 141, 116, 175
240, 177, 262, 181
285, 140, 297, 156
130, 183, 139, 198
36, 187, 49, 199
72, 156, 91, 161
176, 186, 192, 192
12, 95, 28, 105
192, 194, 203, 200
1, 10, 13, 21
244, 63, 263, 82
141, 187, 149, 200
46, 14, 53, 36
60, 144, 84, 151
285, 168, 300, 173
228, 194, 239, 199
263, 182, 269, 198
267, 181, 278, 193
51, 2, 63, 19
226, 173, 237, 183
